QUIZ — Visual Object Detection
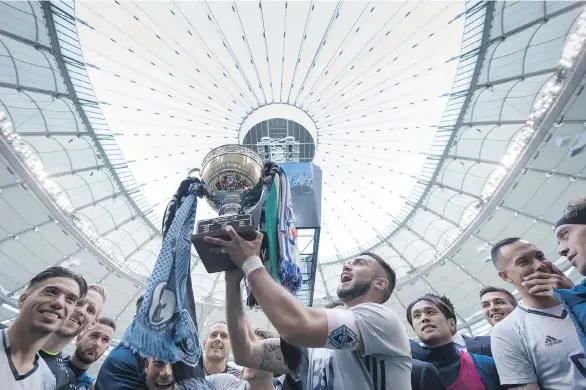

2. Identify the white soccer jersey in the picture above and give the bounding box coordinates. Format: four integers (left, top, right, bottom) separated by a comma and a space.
491, 304, 586, 389
0, 329, 55, 390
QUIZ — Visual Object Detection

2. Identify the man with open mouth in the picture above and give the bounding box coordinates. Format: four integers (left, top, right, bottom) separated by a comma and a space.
0, 266, 87, 390
146, 360, 177, 390
145, 360, 248, 390
407, 293, 500, 390
209, 226, 412, 390
40, 284, 106, 390
489, 237, 584, 389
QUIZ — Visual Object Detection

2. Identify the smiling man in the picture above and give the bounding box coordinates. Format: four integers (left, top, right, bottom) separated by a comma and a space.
479, 286, 517, 327
202, 322, 240, 377
64, 317, 116, 390
0, 266, 87, 390
489, 237, 585, 390
407, 294, 500, 390
211, 226, 411, 390
40, 285, 106, 390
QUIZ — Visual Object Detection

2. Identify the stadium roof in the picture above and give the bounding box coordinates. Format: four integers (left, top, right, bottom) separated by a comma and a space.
1, 0, 586, 371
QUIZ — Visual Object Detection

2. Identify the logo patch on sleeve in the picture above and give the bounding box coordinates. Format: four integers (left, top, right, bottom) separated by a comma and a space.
328, 325, 358, 349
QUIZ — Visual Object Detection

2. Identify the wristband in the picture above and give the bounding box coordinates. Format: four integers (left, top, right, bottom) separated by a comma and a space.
242, 255, 264, 277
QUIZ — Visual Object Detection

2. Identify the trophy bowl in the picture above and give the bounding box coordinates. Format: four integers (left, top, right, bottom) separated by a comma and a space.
200, 144, 264, 215
192, 145, 266, 273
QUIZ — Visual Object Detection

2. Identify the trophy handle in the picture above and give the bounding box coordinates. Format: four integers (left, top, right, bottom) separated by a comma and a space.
187, 167, 201, 178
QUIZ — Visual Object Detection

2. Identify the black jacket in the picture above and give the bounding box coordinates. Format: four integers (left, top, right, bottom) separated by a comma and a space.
411, 359, 447, 390
462, 335, 492, 357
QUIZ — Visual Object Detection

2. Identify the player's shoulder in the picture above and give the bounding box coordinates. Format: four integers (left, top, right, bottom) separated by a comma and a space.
350, 302, 401, 323
469, 352, 496, 366
350, 302, 396, 314
491, 308, 528, 343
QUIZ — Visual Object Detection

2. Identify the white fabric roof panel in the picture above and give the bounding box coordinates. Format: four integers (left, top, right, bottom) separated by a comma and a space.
0, 2, 50, 48
74, 0, 466, 265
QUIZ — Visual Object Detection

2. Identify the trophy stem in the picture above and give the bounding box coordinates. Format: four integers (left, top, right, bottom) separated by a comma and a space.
217, 193, 243, 215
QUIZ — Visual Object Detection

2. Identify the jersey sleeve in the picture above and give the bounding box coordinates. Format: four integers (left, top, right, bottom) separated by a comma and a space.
491, 323, 537, 385
350, 302, 410, 357
94, 348, 145, 390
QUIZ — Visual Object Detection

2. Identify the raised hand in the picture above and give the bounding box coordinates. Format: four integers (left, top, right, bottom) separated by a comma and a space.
203, 225, 263, 268
522, 264, 574, 297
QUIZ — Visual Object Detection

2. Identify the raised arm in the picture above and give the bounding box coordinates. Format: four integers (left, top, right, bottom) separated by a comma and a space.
224, 269, 292, 375
246, 266, 329, 346
210, 228, 369, 352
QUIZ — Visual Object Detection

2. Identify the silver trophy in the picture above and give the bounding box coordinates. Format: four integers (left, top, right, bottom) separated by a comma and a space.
191, 145, 269, 273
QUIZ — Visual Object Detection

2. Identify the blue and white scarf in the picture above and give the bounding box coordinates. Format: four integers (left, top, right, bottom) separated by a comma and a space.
123, 178, 213, 389
276, 167, 302, 295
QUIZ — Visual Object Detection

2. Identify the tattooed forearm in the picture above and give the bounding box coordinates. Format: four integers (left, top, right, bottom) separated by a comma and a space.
257, 340, 291, 374
260, 342, 284, 371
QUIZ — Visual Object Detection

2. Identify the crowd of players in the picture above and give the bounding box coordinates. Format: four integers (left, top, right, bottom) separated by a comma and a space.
1, 196, 585, 390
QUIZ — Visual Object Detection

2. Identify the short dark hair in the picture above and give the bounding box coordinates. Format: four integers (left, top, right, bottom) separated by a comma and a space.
490, 237, 521, 269
97, 317, 117, 331
406, 293, 457, 330
479, 286, 517, 307
136, 295, 144, 315
359, 251, 396, 303
27, 266, 87, 298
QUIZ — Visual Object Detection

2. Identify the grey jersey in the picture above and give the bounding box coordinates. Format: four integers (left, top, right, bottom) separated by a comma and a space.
491, 304, 586, 389
299, 302, 412, 390
205, 373, 247, 390
0, 329, 55, 390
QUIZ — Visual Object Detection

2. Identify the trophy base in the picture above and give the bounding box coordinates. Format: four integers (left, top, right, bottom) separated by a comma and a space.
191, 214, 258, 273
